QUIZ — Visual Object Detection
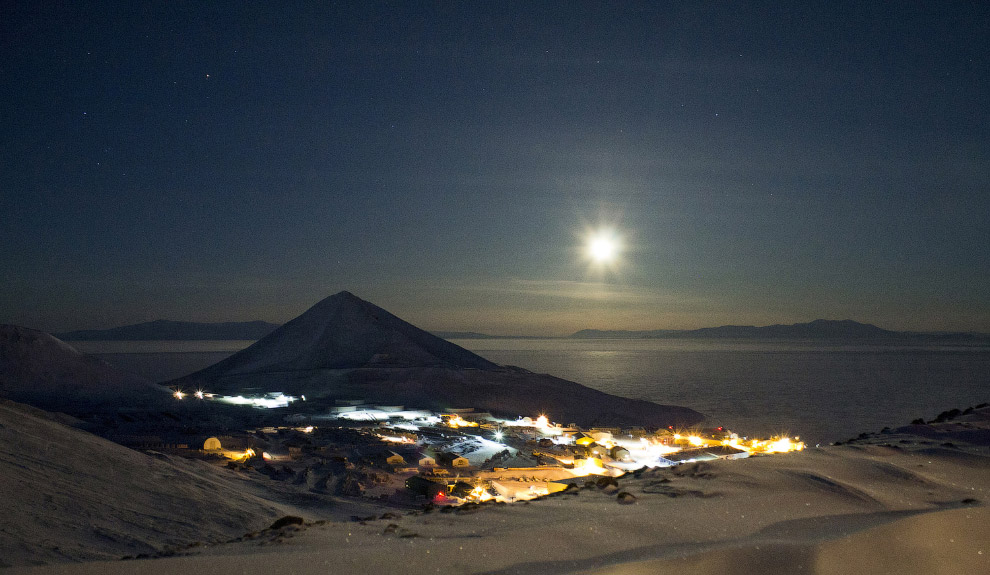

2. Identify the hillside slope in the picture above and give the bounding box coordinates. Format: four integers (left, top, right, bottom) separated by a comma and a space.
0, 325, 166, 413
0, 400, 284, 567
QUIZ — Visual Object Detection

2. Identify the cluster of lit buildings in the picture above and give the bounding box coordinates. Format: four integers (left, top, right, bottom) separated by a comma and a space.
400, 413, 805, 504
170, 389, 804, 505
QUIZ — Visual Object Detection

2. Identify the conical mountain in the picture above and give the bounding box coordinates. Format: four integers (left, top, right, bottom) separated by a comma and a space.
170, 291, 704, 428
183, 291, 497, 379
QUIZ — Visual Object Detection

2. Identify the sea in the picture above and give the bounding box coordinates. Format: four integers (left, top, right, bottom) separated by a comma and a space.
73, 338, 990, 445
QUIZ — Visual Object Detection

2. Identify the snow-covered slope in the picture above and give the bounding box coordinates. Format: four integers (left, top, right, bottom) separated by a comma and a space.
0, 399, 283, 567
0, 325, 167, 412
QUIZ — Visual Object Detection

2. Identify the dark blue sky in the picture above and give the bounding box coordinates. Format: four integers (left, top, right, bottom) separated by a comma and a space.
2, 1, 988, 334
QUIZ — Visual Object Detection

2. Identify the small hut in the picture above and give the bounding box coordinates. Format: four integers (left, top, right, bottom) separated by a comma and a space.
574, 433, 596, 447
436, 452, 470, 468
406, 475, 446, 499
203, 437, 222, 451
609, 445, 631, 461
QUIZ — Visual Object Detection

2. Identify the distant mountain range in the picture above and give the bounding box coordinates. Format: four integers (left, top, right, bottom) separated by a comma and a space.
430, 331, 500, 339
56, 320, 280, 341
430, 331, 544, 340
54, 318, 986, 342
570, 319, 988, 340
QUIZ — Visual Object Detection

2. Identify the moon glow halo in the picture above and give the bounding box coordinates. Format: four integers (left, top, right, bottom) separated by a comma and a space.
586, 229, 622, 265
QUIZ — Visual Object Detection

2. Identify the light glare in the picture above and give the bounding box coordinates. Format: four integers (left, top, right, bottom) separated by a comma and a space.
590, 237, 615, 261
584, 228, 623, 267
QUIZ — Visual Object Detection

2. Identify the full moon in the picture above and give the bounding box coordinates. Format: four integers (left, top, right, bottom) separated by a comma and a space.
588, 232, 620, 263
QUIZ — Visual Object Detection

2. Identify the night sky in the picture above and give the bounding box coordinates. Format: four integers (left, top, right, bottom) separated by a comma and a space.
2, 1, 988, 335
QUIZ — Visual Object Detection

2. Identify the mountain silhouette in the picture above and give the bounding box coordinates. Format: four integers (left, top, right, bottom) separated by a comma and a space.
168, 291, 703, 428
182, 291, 498, 376
572, 319, 899, 339
0, 324, 165, 412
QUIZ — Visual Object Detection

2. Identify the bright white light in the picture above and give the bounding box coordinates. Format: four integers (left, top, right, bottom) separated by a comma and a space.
590, 236, 616, 261
393, 422, 422, 431
586, 229, 622, 265
379, 435, 414, 444
213, 392, 298, 409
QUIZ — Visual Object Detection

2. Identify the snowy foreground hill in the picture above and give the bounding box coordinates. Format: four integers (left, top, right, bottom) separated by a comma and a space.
168, 291, 703, 428
0, 399, 288, 567
5, 398, 989, 574
1, 300, 989, 573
